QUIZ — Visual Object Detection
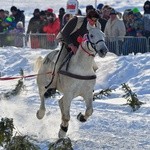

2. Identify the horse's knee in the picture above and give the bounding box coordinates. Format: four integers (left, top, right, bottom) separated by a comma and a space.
62, 115, 70, 123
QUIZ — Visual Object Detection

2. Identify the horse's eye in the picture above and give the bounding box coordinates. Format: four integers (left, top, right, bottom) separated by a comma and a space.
90, 34, 94, 38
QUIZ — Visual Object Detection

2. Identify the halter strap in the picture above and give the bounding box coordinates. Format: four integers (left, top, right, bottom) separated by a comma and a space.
80, 44, 95, 57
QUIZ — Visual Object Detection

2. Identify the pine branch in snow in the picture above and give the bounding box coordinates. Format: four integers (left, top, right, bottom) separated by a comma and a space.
93, 88, 113, 100
3, 69, 24, 99
122, 83, 145, 111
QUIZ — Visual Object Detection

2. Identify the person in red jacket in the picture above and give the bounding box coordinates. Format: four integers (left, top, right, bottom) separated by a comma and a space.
43, 9, 60, 49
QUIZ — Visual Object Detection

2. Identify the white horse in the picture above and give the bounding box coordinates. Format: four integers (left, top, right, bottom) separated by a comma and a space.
35, 27, 108, 138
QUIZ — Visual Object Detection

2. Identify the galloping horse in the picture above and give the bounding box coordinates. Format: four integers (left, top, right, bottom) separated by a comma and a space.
35, 27, 108, 138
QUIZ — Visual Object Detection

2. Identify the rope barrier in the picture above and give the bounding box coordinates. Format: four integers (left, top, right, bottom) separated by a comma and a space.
0, 72, 52, 81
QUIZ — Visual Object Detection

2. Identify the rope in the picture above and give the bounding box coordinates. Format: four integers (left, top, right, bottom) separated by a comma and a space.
0, 72, 52, 81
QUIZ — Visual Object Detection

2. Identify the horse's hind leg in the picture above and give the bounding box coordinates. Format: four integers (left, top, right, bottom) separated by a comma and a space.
58, 95, 71, 138
36, 93, 46, 119
77, 93, 93, 122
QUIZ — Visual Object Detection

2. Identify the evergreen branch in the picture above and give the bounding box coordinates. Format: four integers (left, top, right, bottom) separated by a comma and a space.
93, 88, 113, 100
3, 69, 24, 99
121, 83, 145, 111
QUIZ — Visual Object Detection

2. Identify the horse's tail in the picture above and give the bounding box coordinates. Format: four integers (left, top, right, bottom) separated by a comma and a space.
34, 56, 43, 72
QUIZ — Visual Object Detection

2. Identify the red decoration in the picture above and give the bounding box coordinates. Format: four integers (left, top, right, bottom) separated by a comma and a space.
77, 36, 83, 43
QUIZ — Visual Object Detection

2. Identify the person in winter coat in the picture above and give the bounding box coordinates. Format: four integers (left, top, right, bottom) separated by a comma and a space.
143, 0, 150, 37
0, 9, 7, 46
26, 8, 41, 48
10, 6, 25, 27
43, 9, 60, 49
10, 21, 25, 47
104, 9, 126, 54
58, 7, 65, 29
2, 17, 16, 46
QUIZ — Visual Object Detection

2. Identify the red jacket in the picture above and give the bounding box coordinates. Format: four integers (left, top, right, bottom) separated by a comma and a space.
43, 18, 60, 41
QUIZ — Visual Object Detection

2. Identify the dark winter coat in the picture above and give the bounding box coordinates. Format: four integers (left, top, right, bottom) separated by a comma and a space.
98, 17, 107, 32
61, 16, 88, 47
11, 9, 25, 27
27, 16, 41, 34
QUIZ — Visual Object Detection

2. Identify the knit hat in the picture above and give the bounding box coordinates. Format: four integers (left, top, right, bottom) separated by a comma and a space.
132, 7, 140, 13
33, 8, 40, 14
97, 3, 104, 10
144, 0, 150, 6
10, 6, 17, 12
47, 8, 53, 13
17, 21, 23, 28
59, 7, 65, 13
40, 10, 46, 16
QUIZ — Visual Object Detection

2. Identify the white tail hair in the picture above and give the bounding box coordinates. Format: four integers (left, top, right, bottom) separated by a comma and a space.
34, 56, 43, 73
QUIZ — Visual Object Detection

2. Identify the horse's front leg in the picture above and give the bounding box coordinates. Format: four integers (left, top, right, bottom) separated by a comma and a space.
58, 95, 71, 138
36, 92, 46, 119
77, 92, 93, 122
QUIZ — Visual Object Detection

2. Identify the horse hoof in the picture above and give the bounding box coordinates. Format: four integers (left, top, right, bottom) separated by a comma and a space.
36, 110, 45, 119
77, 112, 86, 122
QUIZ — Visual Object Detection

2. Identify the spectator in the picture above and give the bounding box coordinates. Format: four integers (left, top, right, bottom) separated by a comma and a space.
104, 9, 126, 54
143, 1, 150, 37
10, 6, 25, 27
0, 9, 7, 46
101, 5, 112, 21
0, 9, 6, 32
58, 7, 65, 29
132, 7, 143, 34
26, 8, 41, 48
97, 3, 104, 15
39, 10, 47, 48
10, 21, 25, 47
125, 8, 143, 37
43, 9, 60, 49
3, 17, 16, 46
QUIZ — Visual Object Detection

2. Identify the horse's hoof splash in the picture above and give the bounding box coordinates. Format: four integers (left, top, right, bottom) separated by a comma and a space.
77, 112, 86, 122
36, 109, 45, 119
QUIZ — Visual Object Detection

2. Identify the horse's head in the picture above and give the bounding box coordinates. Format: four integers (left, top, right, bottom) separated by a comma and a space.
83, 28, 109, 58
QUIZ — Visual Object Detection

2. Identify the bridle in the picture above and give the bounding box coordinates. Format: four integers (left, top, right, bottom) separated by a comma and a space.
80, 33, 105, 57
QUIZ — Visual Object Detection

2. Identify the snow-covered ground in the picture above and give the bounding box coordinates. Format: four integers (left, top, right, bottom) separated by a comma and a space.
1, 0, 150, 150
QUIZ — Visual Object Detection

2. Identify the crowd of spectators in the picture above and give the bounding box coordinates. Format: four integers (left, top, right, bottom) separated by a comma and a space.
0, 1, 150, 54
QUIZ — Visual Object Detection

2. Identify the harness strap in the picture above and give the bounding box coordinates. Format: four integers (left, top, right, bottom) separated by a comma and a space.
58, 70, 96, 80
45, 44, 64, 89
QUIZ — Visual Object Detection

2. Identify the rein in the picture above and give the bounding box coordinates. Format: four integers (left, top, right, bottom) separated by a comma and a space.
80, 44, 95, 57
